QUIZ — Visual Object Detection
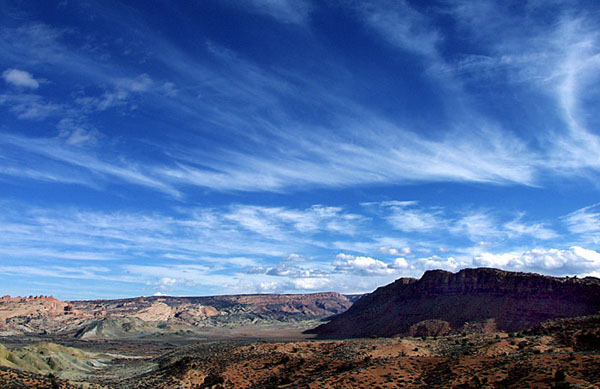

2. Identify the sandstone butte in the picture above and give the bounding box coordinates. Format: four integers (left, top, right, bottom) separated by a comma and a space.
307, 267, 600, 338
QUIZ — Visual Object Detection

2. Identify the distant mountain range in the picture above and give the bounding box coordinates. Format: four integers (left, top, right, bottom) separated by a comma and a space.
0, 292, 355, 339
307, 268, 600, 338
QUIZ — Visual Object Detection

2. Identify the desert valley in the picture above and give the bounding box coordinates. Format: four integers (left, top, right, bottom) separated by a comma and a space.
1, 268, 599, 388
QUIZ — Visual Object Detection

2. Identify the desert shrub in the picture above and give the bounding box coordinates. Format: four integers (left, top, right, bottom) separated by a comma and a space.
336, 361, 356, 373
498, 364, 530, 387
278, 354, 290, 365
201, 372, 224, 388
554, 369, 566, 382
554, 369, 572, 388
313, 362, 329, 372
47, 373, 60, 389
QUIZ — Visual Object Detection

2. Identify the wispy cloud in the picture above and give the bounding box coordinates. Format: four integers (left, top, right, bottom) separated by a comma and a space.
562, 203, 600, 244
445, 4, 600, 179
504, 216, 558, 240
56, 118, 101, 146
0, 93, 62, 120
0, 133, 179, 196
0, 11, 544, 195
231, 0, 312, 25
357, 0, 440, 58
376, 201, 445, 232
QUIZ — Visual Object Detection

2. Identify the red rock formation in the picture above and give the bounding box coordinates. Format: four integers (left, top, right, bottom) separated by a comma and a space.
308, 268, 600, 338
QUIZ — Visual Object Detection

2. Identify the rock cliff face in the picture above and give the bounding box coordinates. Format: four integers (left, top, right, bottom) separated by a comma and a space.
308, 268, 600, 338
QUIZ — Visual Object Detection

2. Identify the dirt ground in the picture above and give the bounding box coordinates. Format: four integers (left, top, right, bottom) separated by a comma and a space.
2, 325, 600, 388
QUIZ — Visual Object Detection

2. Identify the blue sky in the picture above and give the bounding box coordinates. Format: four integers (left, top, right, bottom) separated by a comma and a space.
1, 0, 600, 299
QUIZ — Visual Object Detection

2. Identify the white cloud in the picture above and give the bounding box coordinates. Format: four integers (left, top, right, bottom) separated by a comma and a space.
414, 255, 462, 272
285, 253, 306, 262
258, 262, 330, 279
473, 246, 600, 275
245, 266, 267, 274
390, 257, 409, 269
288, 278, 329, 290
256, 281, 279, 293
378, 246, 411, 256
2, 68, 39, 89
333, 253, 395, 275
159, 277, 177, 286
147, 277, 178, 291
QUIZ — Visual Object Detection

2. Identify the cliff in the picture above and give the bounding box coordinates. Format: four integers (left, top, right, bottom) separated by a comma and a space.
307, 268, 600, 338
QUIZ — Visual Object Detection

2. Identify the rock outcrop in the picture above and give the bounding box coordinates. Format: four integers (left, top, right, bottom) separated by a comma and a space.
308, 268, 600, 338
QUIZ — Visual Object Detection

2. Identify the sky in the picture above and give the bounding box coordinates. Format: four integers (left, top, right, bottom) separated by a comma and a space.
1, 0, 600, 299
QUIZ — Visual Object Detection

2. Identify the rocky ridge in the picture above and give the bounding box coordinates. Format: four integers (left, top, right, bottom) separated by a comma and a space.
308, 267, 600, 338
